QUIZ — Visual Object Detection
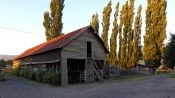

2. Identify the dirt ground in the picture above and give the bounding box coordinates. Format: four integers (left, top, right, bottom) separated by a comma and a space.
0, 74, 175, 98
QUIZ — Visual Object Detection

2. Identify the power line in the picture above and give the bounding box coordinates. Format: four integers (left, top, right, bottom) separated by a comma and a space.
0, 26, 45, 36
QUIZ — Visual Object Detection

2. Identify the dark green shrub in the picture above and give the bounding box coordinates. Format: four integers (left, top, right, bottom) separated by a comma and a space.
36, 70, 46, 82
50, 72, 61, 85
27, 71, 36, 80
42, 69, 60, 85
42, 69, 54, 83
19, 69, 29, 78
12, 68, 20, 76
15, 68, 61, 85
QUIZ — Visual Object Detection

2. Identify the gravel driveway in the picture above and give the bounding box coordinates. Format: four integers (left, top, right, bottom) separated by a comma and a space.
0, 74, 175, 98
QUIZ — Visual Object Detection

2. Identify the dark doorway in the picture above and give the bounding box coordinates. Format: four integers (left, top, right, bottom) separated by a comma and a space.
67, 59, 85, 84
87, 42, 92, 57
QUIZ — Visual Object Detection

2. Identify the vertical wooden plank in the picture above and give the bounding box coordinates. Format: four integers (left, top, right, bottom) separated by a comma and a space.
61, 58, 68, 86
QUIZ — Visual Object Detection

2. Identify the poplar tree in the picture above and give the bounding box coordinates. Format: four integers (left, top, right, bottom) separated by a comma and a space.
155, 0, 167, 57
101, 1, 112, 49
118, 5, 124, 69
119, 0, 135, 70
130, 5, 142, 67
90, 13, 99, 34
109, 2, 119, 66
126, 0, 135, 68
119, 1, 129, 70
43, 0, 65, 41
143, 0, 167, 70
43, 12, 51, 40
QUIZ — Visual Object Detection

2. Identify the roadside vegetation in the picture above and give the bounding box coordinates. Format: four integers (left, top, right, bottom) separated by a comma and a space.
12, 68, 61, 86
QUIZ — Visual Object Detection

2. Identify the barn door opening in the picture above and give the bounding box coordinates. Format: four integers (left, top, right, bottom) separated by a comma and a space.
67, 59, 85, 84
87, 42, 92, 57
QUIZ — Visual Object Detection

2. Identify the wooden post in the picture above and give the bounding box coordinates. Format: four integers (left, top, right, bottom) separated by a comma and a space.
61, 58, 68, 86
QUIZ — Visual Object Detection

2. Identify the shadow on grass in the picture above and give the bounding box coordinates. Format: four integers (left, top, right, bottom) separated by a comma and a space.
113, 74, 155, 81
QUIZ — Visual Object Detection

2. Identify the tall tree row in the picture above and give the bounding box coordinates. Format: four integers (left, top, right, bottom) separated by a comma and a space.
101, 1, 112, 49
99, 0, 142, 69
118, 1, 128, 69
118, 0, 139, 69
43, 0, 65, 41
129, 5, 142, 68
109, 2, 120, 65
143, 0, 167, 69
126, 0, 135, 68
90, 13, 99, 34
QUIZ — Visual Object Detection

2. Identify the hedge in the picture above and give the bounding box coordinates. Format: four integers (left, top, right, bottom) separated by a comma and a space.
14, 68, 60, 85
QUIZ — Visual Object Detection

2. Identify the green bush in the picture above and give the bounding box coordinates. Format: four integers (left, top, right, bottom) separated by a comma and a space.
19, 69, 29, 78
51, 72, 60, 85
27, 71, 36, 80
14, 68, 61, 85
12, 68, 20, 76
42, 69, 60, 85
35, 70, 46, 82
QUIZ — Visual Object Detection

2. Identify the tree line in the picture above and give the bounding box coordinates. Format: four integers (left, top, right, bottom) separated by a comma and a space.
0, 59, 12, 68
43, 0, 168, 71
90, 0, 167, 71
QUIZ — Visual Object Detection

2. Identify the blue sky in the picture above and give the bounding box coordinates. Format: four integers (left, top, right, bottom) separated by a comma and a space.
0, 0, 174, 55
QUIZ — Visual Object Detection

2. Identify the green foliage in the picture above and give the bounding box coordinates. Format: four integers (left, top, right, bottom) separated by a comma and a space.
0, 59, 6, 68
42, 69, 60, 85
43, 0, 65, 41
109, 2, 119, 66
15, 68, 60, 85
35, 70, 46, 82
163, 34, 175, 68
19, 69, 29, 78
12, 67, 20, 76
90, 13, 99, 34
143, 0, 167, 68
27, 71, 36, 80
43, 12, 51, 41
145, 60, 160, 68
101, 0, 112, 49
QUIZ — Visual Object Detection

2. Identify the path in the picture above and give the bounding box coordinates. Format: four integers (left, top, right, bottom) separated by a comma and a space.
0, 74, 175, 98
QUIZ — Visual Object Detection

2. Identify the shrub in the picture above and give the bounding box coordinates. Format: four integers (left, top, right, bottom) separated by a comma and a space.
19, 69, 29, 78
51, 72, 61, 85
42, 69, 60, 85
15, 68, 61, 85
35, 70, 46, 82
12, 68, 20, 76
27, 71, 36, 80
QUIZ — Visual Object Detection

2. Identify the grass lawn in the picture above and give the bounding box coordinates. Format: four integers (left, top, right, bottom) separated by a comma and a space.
114, 74, 155, 81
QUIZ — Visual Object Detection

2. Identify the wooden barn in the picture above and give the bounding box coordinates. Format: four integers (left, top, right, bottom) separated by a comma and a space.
13, 26, 109, 85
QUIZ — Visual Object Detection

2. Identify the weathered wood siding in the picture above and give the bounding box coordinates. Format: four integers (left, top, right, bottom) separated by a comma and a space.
20, 49, 60, 64
85, 59, 94, 82
61, 30, 107, 60
61, 29, 107, 84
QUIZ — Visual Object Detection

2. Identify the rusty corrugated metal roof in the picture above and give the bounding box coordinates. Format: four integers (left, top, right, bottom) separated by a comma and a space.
14, 26, 109, 60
